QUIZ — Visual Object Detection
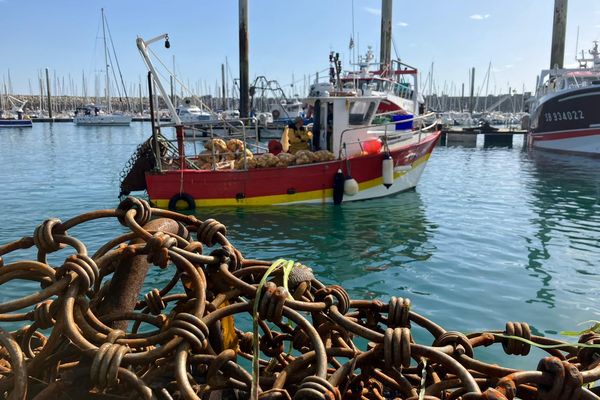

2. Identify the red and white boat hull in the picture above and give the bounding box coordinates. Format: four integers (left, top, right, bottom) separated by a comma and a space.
529, 128, 600, 156
146, 132, 440, 207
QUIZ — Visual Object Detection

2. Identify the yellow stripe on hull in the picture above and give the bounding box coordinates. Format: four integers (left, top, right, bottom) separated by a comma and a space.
152, 154, 430, 208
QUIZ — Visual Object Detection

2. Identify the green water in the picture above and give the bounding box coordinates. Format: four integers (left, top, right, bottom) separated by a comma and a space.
0, 123, 599, 357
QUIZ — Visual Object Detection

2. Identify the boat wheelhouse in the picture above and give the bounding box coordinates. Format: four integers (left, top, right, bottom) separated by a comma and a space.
337, 47, 423, 115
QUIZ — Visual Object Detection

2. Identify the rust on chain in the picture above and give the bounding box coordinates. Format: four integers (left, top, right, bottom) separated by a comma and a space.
0, 197, 598, 399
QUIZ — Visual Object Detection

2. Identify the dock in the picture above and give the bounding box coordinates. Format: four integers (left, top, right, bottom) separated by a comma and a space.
31, 117, 168, 123
441, 128, 527, 147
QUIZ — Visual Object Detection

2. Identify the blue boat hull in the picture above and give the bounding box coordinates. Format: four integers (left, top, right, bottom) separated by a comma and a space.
0, 119, 33, 128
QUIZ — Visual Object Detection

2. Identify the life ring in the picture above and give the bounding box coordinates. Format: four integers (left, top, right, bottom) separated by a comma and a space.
168, 193, 195, 211
272, 109, 281, 120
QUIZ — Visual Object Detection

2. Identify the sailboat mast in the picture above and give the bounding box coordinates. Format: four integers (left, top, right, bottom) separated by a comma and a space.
101, 8, 111, 112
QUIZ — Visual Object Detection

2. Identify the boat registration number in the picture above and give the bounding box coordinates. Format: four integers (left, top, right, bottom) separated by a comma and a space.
544, 110, 584, 123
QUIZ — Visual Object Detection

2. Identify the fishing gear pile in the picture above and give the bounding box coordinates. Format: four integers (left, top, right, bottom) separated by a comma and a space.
0, 197, 599, 399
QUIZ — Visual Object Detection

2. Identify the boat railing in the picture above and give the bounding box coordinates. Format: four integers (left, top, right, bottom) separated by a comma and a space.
337, 112, 438, 159
166, 117, 269, 172
182, 116, 261, 146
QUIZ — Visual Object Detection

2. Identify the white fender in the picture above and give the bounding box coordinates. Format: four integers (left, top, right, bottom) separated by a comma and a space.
382, 153, 394, 189
344, 177, 359, 196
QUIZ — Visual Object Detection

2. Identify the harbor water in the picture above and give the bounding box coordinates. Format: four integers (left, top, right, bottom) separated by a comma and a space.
1, 122, 599, 367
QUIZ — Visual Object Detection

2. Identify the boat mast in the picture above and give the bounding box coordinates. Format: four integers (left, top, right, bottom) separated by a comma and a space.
101, 8, 111, 113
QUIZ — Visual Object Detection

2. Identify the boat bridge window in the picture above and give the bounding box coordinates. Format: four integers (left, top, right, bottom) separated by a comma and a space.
567, 76, 600, 88
348, 101, 377, 125
357, 79, 381, 92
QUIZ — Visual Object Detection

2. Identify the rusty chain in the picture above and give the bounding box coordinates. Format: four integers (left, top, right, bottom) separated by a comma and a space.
0, 197, 598, 399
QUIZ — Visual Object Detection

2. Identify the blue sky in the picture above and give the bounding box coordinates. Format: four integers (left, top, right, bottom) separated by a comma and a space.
1, 0, 599, 98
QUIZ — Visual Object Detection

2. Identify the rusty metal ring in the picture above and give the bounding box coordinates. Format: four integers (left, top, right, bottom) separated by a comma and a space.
57, 254, 99, 295
197, 218, 227, 247
117, 196, 152, 227
90, 342, 130, 389
144, 288, 166, 315
33, 218, 65, 254
433, 331, 474, 358
32, 299, 55, 329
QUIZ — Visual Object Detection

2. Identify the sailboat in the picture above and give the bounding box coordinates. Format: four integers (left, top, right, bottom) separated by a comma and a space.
74, 9, 131, 126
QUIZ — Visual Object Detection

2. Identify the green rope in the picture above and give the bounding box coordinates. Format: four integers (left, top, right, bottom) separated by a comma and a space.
492, 333, 600, 350
418, 358, 428, 400
251, 259, 295, 399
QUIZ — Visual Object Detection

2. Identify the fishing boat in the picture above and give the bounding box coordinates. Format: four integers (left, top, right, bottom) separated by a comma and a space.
74, 9, 132, 127
0, 96, 33, 128
527, 42, 600, 156
119, 34, 441, 208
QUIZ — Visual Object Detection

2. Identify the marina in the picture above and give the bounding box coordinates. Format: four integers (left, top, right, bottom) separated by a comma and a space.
0, 0, 599, 398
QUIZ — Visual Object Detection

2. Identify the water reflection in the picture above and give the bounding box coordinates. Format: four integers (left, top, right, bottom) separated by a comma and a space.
196, 190, 436, 299
525, 150, 600, 309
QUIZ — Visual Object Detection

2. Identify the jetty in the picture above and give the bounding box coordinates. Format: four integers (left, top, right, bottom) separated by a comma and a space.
442, 127, 527, 147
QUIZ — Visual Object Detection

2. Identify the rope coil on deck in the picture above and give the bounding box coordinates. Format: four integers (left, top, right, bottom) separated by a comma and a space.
0, 197, 599, 399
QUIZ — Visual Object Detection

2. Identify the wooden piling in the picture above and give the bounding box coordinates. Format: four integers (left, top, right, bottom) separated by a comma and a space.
45, 68, 53, 119
238, 0, 249, 118
469, 67, 475, 115
379, 0, 393, 71
550, 0, 568, 69
221, 63, 227, 110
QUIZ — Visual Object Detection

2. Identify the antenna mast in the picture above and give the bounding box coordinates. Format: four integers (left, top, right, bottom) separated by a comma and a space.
101, 8, 111, 112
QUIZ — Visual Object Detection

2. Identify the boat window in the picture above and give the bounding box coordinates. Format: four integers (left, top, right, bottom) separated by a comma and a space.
348, 101, 377, 125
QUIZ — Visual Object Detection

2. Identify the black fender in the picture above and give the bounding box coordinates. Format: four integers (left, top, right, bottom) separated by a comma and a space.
168, 193, 195, 211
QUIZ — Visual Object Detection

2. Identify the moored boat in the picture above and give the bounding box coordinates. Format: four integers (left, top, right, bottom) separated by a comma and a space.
528, 42, 600, 156
74, 105, 132, 126
0, 119, 32, 128
74, 9, 132, 127
119, 34, 441, 208
0, 96, 33, 128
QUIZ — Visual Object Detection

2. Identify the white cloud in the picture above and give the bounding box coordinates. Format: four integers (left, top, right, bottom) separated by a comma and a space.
595, 24, 600, 28
364, 7, 381, 16
470, 14, 490, 20
397, 22, 409, 27
409, 43, 417, 48
492, 64, 514, 73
